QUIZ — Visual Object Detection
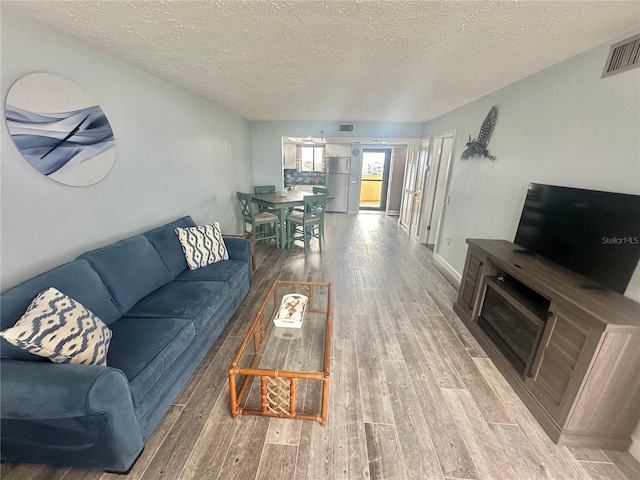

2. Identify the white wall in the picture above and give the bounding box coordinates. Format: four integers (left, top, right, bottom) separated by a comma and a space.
422, 30, 640, 301
422, 30, 640, 458
1, 8, 253, 290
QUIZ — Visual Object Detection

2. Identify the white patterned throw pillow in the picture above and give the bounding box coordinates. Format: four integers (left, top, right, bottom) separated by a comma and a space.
175, 222, 229, 270
0, 287, 112, 366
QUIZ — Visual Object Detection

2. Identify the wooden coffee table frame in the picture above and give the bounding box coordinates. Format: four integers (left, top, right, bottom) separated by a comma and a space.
228, 280, 332, 426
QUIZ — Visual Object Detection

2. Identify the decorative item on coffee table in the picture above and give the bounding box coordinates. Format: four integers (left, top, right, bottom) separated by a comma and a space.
274, 294, 308, 328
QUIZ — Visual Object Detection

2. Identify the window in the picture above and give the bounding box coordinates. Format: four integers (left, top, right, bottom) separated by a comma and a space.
298, 146, 325, 172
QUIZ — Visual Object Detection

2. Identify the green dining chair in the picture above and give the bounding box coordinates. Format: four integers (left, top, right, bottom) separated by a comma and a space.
254, 185, 276, 194
236, 192, 280, 248
287, 193, 327, 254
254, 185, 278, 210
253, 185, 278, 235
293, 186, 329, 214
312, 187, 328, 238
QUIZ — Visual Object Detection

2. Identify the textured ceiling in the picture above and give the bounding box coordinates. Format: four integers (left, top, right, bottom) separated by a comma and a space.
5, 1, 640, 122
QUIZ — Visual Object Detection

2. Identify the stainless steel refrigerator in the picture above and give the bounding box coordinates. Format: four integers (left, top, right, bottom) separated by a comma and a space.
325, 156, 350, 213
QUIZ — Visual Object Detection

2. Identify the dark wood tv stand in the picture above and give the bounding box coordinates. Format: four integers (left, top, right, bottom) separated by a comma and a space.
453, 239, 640, 450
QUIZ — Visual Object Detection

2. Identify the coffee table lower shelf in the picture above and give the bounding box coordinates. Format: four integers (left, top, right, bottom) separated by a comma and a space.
228, 280, 332, 426
228, 368, 329, 425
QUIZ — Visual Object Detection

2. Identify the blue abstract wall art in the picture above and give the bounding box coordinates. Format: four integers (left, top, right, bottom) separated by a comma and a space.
5, 73, 116, 186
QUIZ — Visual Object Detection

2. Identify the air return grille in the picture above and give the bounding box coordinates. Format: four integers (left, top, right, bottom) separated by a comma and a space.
338, 123, 354, 134
602, 34, 640, 78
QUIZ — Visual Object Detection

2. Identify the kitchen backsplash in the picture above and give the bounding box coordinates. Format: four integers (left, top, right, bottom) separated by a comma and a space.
284, 169, 326, 187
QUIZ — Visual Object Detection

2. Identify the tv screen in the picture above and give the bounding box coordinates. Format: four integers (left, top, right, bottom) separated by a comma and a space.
514, 183, 640, 295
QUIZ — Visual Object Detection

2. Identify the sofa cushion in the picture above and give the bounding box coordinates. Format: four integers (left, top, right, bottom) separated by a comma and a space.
79, 236, 173, 313
107, 317, 195, 409
175, 223, 229, 270
0, 288, 112, 366
1, 259, 120, 361
143, 216, 196, 278
176, 259, 249, 293
124, 281, 228, 334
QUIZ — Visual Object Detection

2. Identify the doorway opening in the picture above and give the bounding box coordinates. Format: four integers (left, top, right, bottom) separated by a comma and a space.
421, 132, 455, 249
359, 149, 391, 211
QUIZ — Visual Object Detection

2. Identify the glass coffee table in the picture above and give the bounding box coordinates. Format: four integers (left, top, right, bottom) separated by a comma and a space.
228, 280, 333, 426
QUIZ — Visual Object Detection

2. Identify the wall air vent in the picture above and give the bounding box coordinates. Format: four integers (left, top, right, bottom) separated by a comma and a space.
602, 33, 640, 78
338, 123, 355, 134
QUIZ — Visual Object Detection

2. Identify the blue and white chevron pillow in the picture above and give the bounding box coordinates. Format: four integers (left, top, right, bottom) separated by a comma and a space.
0, 287, 112, 366
175, 222, 229, 270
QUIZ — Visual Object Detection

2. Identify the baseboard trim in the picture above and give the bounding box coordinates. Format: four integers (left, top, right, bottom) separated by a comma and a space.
385, 210, 400, 216
557, 430, 631, 451
433, 253, 462, 283
630, 433, 640, 462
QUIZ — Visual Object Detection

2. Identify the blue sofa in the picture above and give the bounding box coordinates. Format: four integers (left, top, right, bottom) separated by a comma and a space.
0, 216, 253, 472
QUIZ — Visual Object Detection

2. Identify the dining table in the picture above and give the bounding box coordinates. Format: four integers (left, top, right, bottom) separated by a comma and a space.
251, 190, 312, 249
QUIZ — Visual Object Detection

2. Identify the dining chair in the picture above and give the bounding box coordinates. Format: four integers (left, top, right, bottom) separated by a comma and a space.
253, 185, 278, 235
254, 185, 276, 194
286, 193, 327, 254
312, 187, 329, 238
293, 186, 329, 213
236, 192, 280, 248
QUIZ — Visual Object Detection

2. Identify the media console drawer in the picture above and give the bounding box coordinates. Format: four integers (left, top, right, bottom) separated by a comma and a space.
454, 239, 640, 451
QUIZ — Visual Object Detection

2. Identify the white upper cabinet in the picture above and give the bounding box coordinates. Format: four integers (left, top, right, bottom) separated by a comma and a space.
325, 144, 351, 158
283, 143, 297, 169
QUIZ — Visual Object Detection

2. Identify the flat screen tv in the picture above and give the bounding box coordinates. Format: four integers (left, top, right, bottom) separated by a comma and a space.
514, 183, 640, 295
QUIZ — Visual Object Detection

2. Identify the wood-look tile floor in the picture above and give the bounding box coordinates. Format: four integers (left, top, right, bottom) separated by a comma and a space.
2, 213, 639, 480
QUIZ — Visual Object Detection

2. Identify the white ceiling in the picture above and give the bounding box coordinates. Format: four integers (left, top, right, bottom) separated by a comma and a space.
6, 1, 640, 123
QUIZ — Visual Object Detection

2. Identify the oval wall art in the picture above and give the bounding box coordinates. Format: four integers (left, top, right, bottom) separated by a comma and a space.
5, 73, 116, 186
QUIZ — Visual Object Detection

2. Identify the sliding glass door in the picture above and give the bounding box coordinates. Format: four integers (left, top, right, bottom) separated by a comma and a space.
359, 149, 391, 211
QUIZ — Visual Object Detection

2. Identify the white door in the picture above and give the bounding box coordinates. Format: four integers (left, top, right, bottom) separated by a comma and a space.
421, 133, 454, 246
409, 139, 430, 237
399, 142, 420, 232
399, 141, 430, 238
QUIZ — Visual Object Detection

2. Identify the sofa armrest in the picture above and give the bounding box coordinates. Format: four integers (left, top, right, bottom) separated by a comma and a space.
224, 235, 255, 270
2, 360, 133, 417
1, 360, 144, 472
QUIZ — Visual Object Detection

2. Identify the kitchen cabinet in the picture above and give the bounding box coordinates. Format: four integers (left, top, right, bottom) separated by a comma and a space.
325, 144, 351, 158
283, 144, 297, 169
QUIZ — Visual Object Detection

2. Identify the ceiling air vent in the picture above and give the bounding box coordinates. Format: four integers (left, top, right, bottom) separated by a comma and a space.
602, 33, 640, 78
338, 123, 355, 134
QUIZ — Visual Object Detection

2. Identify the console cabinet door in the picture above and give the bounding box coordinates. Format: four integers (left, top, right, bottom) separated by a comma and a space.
526, 303, 602, 425
458, 250, 484, 318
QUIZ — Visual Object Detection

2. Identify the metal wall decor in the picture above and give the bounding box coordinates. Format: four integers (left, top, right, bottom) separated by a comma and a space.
461, 105, 498, 161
